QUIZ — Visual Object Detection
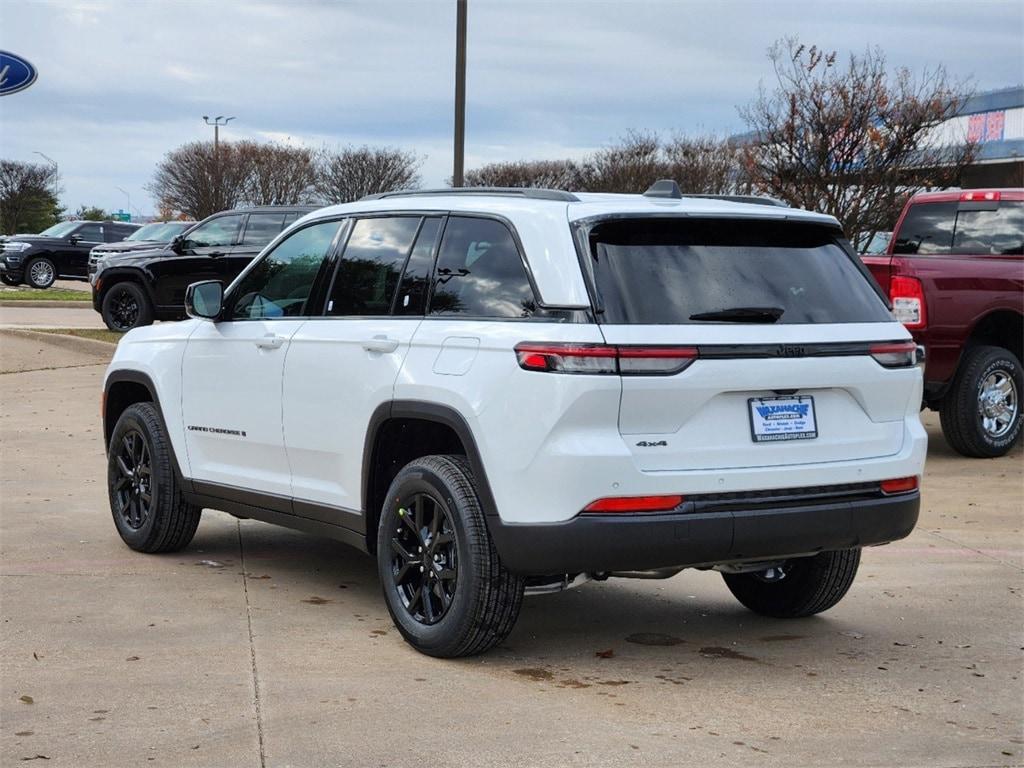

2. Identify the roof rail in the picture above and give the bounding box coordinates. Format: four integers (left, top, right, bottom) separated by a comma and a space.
362, 187, 580, 202
684, 193, 789, 208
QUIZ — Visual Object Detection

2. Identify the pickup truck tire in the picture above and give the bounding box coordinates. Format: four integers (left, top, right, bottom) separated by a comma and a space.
107, 402, 202, 553
722, 548, 861, 618
940, 345, 1022, 458
24, 257, 56, 289
0, 274, 20, 286
376, 454, 524, 658
102, 281, 154, 332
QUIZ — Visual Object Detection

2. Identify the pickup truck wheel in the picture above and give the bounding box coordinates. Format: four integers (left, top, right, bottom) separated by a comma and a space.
102, 282, 153, 332
722, 548, 860, 618
0, 274, 19, 286
24, 257, 56, 289
107, 402, 201, 553
940, 345, 1022, 458
376, 455, 524, 658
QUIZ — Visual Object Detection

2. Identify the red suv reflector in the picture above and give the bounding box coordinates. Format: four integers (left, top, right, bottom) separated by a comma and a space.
583, 495, 685, 513
880, 476, 918, 494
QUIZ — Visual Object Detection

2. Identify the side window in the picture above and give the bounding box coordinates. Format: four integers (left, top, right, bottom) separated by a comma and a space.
76, 223, 104, 243
229, 220, 342, 320
952, 202, 1024, 255
892, 202, 956, 255
282, 212, 303, 227
241, 213, 286, 247
327, 216, 421, 316
395, 218, 442, 315
105, 226, 125, 242
428, 216, 536, 318
186, 214, 243, 248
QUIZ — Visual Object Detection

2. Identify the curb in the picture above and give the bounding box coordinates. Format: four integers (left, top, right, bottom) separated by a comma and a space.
1, 328, 117, 356
0, 300, 93, 309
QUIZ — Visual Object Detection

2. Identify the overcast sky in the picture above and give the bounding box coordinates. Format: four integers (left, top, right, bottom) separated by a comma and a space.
1, 0, 1021, 215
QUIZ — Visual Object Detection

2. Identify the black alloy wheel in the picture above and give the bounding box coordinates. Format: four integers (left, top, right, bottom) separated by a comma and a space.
102, 282, 153, 332
111, 428, 154, 530
389, 492, 459, 626
108, 288, 140, 330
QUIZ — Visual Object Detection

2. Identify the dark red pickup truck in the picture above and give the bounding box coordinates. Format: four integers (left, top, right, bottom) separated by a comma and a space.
862, 189, 1023, 458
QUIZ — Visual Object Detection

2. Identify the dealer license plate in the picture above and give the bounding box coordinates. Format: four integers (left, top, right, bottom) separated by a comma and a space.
748, 396, 818, 443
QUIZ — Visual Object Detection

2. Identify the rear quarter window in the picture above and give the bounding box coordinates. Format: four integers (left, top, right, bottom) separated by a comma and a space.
584, 217, 892, 325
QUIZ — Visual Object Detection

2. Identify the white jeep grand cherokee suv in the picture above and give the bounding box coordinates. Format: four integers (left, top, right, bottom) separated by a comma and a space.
101, 183, 926, 657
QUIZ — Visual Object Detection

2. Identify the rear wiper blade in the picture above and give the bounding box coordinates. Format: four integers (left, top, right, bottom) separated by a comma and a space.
688, 306, 785, 323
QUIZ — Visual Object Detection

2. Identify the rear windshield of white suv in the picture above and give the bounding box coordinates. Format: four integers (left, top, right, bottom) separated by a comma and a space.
584, 217, 892, 325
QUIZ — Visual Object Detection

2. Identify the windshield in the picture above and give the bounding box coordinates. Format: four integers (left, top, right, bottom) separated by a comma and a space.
857, 231, 892, 254
126, 222, 192, 241
37, 221, 79, 238
584, 217, 892, 325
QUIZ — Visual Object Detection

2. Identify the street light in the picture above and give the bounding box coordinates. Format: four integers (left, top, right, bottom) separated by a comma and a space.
115, 186, 131, 220
203, 115, 235, 155
33, 151, 59, 201
453, 0, 467, 187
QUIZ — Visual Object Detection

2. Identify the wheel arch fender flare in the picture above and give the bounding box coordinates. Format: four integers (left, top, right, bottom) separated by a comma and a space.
97, 268, 159, 306
362, 399, 501, 527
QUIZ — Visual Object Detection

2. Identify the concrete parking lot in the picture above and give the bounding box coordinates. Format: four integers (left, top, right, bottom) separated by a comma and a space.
1, 327, 1022, 768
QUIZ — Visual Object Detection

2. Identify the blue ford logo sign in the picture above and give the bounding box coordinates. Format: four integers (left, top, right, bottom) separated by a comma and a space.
0, 51, 38, 97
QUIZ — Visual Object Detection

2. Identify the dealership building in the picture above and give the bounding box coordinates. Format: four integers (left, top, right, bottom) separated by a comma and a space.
937, 86, 1023, 187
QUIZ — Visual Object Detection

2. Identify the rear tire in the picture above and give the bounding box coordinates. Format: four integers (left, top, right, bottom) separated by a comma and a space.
940, 345, 1022, 458
24, 257, 56, 289
107, 402, 201, 553
376, 455, 524, 657
722, 548, 861, 618
102, 281, 153, 332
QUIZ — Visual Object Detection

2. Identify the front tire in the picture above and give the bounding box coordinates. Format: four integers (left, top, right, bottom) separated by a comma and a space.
107, 402, 201, 553
0, 274, 20, 286
376, 455, 524, 657
940, 345, 1022, 458
24, 257, 56, 289
102, 281, 153, 332
722, 548, 861, 618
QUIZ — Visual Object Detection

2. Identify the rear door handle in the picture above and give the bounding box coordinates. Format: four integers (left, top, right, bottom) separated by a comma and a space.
362, 335, 400, 354
255, 334, 286, 350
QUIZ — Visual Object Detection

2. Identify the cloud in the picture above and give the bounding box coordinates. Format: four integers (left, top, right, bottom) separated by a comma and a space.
1, 0, 1021, 213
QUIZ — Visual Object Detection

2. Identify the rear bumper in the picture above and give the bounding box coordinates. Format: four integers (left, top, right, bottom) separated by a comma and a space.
487, 490, 919, 575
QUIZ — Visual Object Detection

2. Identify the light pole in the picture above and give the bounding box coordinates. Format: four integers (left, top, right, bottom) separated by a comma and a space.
115, 186, 131, 220
453, 0, 467, 187
202, 116, 235, 207
33, 151, 59, 201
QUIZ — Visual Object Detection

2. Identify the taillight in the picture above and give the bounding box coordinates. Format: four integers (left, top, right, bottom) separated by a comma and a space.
880, 476, 918, 495
583, 495, 685, 513
870, 341, 918, 368
889, 275, 926, 329
514, 343, 697, 376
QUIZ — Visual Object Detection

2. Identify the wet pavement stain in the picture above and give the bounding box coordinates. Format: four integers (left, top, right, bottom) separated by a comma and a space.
626, 632, 686, 646
698, 646, 758, 662
301, 596, 333, 605
514, 667, 554, 682
759, 634, 806, 642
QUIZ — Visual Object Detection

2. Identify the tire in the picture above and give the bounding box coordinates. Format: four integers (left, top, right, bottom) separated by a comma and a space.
102, 281, 153, 332
940, 345, 1023, 458
107, 402, 201, 553
376, 454, 524, 658
1, 274, 19, 286
24, 257, 56, 289
722, 548, 861, 618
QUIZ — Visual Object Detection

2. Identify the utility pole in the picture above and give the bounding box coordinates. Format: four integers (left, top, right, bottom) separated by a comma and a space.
203, 116, 235, 207
453, 0, 467, 187
33, 151, 58, 202
115, 186, 131, 221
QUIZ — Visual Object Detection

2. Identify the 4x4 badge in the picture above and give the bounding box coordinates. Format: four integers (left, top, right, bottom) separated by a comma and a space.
635, 440, 668, 447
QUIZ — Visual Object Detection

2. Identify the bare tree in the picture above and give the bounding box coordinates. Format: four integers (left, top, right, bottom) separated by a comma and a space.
463, 159, 585, 189
0, 160, 60, 234
462, 132, 742, 194
739, 39, 976, 242
314, 145, 421, 204
240, 142, 316, 206
147, 141, 252, 219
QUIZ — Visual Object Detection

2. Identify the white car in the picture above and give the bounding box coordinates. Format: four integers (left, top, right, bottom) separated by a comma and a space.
101, 182, 926, 657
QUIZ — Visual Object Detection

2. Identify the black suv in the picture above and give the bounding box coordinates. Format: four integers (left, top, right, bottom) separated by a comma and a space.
88, 220, 196, 276
1, 220, 141, 288
92, 206, 315, 331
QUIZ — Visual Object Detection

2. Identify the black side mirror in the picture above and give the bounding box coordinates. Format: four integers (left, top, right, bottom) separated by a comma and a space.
171, 235, 186, 254
69, 234, 82, 244
185, 280, 224, 320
